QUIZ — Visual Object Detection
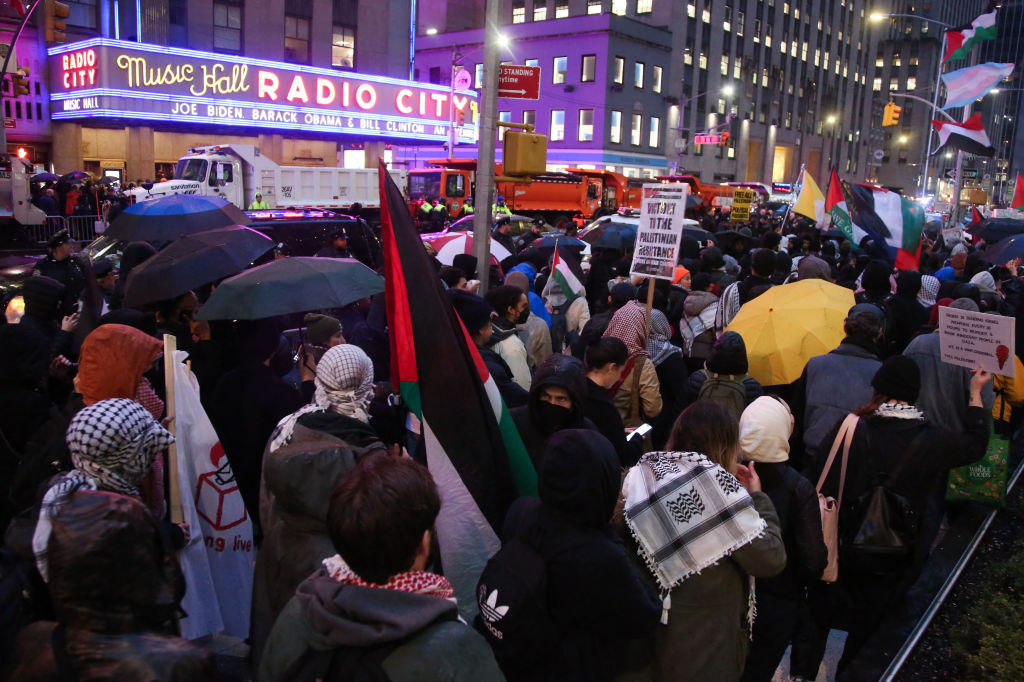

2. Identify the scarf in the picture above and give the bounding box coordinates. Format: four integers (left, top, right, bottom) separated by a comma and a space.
624, 451, 766, 624
322, 554, 455, 601
34, 398, 174, 581
604, 300, 650, 358
874, 401, 926, 420
77, 324, 162, 407
917, 275, 939, 309
647, 309, 682, 366
270, 344, 375, 451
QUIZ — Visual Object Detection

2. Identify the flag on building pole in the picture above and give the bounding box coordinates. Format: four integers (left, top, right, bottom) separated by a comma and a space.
824, 169, 866, 247
944, 2, 998, 63
931, 114, 996, 157
844, 183, 925, 270
542, 245, 585, 304
941, 62, 1015, 110
1012, 173, 1024, 211
793, 170, 826, 225
378, 161, 536, 618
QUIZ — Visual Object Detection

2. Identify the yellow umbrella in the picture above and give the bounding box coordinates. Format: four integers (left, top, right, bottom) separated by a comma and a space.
725, 279, 855, 386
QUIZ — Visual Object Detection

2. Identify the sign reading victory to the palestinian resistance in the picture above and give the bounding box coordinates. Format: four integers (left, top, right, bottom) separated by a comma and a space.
630, 183, 689, 280
939, 306, 1016, 377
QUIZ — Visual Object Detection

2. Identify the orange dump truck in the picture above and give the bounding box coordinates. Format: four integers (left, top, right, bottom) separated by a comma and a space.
655, 175, 738, 209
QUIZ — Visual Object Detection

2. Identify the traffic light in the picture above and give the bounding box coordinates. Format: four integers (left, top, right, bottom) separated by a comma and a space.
455, 105, 466, 127
503, 130, 548, 177
882, 101, 902, 127
11, 67, 29, 97
16, 147, 28, 160
718, 131, 731, 146
43, 0, 70, 44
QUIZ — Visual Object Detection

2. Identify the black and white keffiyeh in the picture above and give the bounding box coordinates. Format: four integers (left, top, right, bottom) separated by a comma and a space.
33, 398, 173, 580
624, 451, 766, 595
270, 344, 375, 451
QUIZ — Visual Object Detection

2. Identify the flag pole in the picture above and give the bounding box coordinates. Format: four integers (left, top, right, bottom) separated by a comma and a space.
163, 333, 182, 524
921, 32, 947, 200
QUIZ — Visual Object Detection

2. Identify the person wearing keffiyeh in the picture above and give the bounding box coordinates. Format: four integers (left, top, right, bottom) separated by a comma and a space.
259, 454, 503, 682
622, 401, 785, 682
602, 298, 662, 427
32, 398, 175, 582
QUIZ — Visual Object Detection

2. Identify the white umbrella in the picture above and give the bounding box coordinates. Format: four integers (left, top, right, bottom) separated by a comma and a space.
425, 232, 512, 266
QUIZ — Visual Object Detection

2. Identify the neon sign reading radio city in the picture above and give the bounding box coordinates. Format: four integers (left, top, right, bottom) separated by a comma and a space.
48, 40, 477, 141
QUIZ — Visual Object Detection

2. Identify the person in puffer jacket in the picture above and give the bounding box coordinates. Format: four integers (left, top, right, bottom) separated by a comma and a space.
679, 273, 719, 374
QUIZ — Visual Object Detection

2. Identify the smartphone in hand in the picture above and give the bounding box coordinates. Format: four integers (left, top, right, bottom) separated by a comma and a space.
627, 423, 653, 442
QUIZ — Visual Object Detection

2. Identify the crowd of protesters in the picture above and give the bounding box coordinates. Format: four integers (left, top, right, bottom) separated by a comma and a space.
0, 193, 1017, 682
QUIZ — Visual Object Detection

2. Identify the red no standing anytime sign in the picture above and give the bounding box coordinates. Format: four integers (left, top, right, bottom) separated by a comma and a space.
498, 64, 540, 100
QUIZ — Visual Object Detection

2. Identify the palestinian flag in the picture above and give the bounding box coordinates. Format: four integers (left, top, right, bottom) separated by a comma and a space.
941, 62, 1014, 110
944, 2, 998, 63
793, 170, 825, 225
1013, 173, 1024, 210
824, 169, 867, 247
932, 114, 996, 157
845, 183, 925, 270
542, 246, 585, 303
378, 162, 536, 617
972, 205, 986, 224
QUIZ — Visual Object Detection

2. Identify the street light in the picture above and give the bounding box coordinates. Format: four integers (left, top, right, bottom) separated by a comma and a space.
899, 135, 909, 144
673, 84, 735, 173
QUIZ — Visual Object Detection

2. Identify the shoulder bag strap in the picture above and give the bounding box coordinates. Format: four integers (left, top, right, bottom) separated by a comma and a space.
628, 356, 646, 424
816, 413, 860, 503
836, 414, 858, 507
606, 355, 637, 397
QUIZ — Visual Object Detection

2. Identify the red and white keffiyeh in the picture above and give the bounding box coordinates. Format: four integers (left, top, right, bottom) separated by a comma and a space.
323, 554, 455, 601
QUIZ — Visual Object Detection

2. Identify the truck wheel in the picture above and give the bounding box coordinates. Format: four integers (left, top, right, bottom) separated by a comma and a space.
551, 214, 571, 231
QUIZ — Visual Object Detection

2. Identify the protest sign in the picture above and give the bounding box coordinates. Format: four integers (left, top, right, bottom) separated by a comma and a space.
731, 189, 756, 223
939, 306, 1016, 377
942, 225, 964, 246
629, 183, 688, 280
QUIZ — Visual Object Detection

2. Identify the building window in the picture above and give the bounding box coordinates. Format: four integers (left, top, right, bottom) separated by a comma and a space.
499, 111, 511, 140
66, 0, 98, 29
523, 110, 536, 127
652, 65, 662, 93
553, 56, 567, 84
720, 55, 729, 75
612, 0, 627, 14
551, 109, 565, 141
907, 76, 917, 90
533, 1, 547, 21
581, 54, 596, 82
889, 77, 898, 91
587, 0, 602, 14
634, 61, 644, 88
737, 10, 744, 35
213, 2, 242, 53
630, 113, 642, 145
610, 110, 622, 143
687, 2, 695, 18
699, 52, 707, 70
578, 109, 594, 141
332, 25, 355, 68
637, 0, 652, 12
613, 56, 625, 84
284, 15, 310, 63
555, 0, 568, 18
475, 64, 483, 88
525, 58, 539, 67
512, 1, 525, 23
649, 116, 660, 147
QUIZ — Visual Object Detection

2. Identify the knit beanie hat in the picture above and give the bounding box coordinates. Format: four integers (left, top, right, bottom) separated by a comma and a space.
739, 396, 792, 463
447, 289, 494, 335
21, 275, 65, 319
970, 271, 997, 295
705, 331, 749, 375
672, 266, 690, 285
871, 355, 921, 403
949, 297, 980, 313
304, 313, 342, 346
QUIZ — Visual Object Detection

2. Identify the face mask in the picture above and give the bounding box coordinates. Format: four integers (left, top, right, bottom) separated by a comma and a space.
516, 307, 530, 325
536, 401, 572, 432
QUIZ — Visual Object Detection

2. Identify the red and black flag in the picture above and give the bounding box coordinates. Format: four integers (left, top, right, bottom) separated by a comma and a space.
378, 162, 536, 616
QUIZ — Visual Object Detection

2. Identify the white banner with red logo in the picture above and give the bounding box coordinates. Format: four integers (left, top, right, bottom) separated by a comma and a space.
171, 350, 254, 639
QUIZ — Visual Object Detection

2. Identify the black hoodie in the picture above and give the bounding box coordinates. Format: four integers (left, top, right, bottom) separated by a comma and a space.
501, 430, 661, 682
511, 354, 597, 467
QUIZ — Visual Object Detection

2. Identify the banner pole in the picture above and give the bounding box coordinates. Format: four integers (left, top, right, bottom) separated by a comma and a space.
163, 333, 182, 524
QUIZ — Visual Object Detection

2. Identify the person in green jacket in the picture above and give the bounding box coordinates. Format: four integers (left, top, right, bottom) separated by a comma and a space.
493, 195, 512, 215
463, 196, 475, 215
259, 453, 505, 682
248, 192, 270, 209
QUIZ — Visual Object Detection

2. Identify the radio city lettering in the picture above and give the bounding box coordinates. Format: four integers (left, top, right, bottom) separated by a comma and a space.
48, 39, 477, 142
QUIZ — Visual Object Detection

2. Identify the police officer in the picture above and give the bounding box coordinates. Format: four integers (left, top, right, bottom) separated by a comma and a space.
34, 228, 86, 317
430, 199, 449, 230
463, 196, 475, 216
315, 227, 352, 259
417, 198, 434, 230
248, 192, 271, 210
493, 195, 512, 215
516, 216, 546, 251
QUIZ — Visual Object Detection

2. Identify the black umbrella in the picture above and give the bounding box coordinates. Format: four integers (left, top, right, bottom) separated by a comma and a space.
195, 257, 385, 320
578, 221, 637, 250
982, 233, 1024, 265
970, 219, 1024, 244
820, 228, 847, 241
684, 226, 714, 244
518, 233, 587, 260
96, 176, 118, 186
713, 230, 754, 248
31, 172, 59, 183
60, 171, 90, 183
107, 194, 250, 242
123, 226, 274, 308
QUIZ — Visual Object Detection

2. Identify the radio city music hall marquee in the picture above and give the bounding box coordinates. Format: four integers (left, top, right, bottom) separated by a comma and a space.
47, 39, 478, 142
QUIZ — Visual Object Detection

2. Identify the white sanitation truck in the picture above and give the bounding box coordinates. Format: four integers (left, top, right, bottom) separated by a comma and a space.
127, 144, 408, 214
0, 154, 47, 249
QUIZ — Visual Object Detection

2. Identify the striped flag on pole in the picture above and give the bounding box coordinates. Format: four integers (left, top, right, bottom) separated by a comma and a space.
931, 114, 996, 157
825, 169, 867, 247
844, 183, 925, 270
378, 162, 536, 618
542, 246, 585, 304
942, 62, 1015, 110
944, 2, 998, 63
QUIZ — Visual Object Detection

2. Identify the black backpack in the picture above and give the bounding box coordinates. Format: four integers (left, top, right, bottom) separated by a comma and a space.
475, 536, 560, 671
841, 432, 925, 577
0, 546, 51, 672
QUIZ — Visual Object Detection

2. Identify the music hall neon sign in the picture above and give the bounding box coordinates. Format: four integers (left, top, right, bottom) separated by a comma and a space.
47, 39, 478, 143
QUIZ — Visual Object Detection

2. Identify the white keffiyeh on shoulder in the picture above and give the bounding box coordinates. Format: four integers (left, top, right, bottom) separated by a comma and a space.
270, 344, 375, 452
